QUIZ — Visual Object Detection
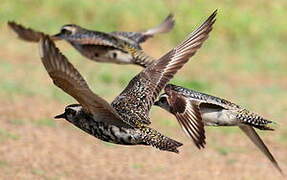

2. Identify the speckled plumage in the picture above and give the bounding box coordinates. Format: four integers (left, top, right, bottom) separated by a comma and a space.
39, 10, 216, 153
40, 36, 182, 153
164, 84, 273, 129
60, 28, 155, 67
154, 84, 282, 174
58, 104, 144, 145
8, 14, 174, 67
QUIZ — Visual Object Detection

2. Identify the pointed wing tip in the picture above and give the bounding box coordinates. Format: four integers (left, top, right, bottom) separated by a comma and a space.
146, 12, 175, 35
239, 126, 283, 175
7, 21, 15, 27
163, 13, 175, 31
206, 9, 218, 25
8, 21, 45, 42
7, 21, 19, 29
278, 167, 285, 176
196, 135, 206, 149
270, 156, 284, 176
272, 161, 284, 176
7, 21, 24, 33
175, 9, 218, 54
211, 9, 218, 17
165, 13, 175, 24
7, 21, 21, 33
166, 13, 174, 19
197, 143, 206, 149
194, 138, 206, 149
210, 9, 218, 22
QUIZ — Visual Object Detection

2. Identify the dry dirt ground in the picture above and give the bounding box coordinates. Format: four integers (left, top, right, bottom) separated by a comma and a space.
1, 27, 287, 180
1, 98, 286, 180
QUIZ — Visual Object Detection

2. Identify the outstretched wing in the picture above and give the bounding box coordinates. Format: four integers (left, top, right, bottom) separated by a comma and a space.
112, 10, 216, 127
239, 125, 283, 175
39, 35, 131, 128
111, 13, 175, 44
8, 21, 59, 42
8, 21, 45, 42
167, 90, 206, 149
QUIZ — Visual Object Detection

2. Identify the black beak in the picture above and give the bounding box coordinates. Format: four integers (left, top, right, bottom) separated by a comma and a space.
54, 113, 66, 119
50, 33, 63, 40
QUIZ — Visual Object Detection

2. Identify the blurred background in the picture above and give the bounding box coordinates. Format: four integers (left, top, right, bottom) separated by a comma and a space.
1, 0, 287, 179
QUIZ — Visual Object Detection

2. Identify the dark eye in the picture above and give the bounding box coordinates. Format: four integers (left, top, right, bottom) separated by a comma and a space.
66, 109, 76, 116
159, 97, 166, 103
112, 52, 117, 58
61, 28, 72, 35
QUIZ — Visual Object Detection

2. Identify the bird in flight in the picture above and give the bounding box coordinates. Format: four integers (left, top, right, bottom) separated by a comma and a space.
38, 10, 216, 153
9, 14, 174, 67
154, 83, 283, 174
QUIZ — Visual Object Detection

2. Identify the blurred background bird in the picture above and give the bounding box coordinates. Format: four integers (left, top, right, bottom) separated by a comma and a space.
8, 14, 174, 67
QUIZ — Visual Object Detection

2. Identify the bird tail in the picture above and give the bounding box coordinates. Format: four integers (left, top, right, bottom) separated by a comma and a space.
252, 124, 274, 131
244, 118, 274, 131
237, 110, 275, 131
140, 126, 182, 153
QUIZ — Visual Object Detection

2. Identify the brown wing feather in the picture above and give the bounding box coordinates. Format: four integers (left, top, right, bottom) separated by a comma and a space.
111, 13, 175, 44
39, 35, 130, 128
8, 21, 45, 42
142, 13, 175, 37
142, 10, 216, 111
169, 92, 206, 149
239, 125, 283, 175
113, 10, 217, 127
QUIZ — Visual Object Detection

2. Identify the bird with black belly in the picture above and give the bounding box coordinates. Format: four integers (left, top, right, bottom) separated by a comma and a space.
38, 11, 216, 153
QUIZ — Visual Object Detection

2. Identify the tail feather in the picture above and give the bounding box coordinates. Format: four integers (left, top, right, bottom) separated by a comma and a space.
239, 125, 284, 175
141, 127, 182, 153
252, 124, 274, 131
237, 111, 274, 131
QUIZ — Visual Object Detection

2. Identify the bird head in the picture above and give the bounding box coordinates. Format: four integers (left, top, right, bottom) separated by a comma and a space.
154, 93, 171, 112
52, 24, 83, 40
54, 104, 83, 123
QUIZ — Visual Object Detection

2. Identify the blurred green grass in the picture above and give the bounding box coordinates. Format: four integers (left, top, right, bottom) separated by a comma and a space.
0, 128, 20, 142
0, 0, 286, 144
